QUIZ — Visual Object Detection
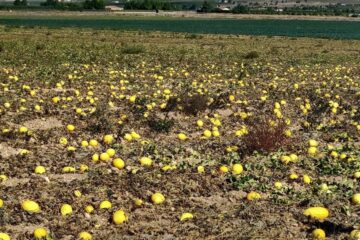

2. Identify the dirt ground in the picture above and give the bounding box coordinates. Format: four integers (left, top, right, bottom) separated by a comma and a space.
0, 27, 359, 239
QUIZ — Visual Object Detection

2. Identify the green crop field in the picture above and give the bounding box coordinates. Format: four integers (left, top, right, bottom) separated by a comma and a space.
1, 15, 360, 39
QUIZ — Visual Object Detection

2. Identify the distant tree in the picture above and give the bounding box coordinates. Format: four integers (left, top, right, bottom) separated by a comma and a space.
93, 0, 105, 9
232, 4, 249, 13
40, 0, 82, 10
14, 0, 27, 6
40, 0, 58, 6
162, 1, 171, 10
200, 0, 215, 12
143, 0, 152, 9
124, 0, 173, 10
13, 0, 21, 5
83, 0, 105, 9
83, 0, 93, 9
188, 3, 197, 10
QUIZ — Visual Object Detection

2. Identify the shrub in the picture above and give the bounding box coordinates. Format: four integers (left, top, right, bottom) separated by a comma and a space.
241, 118, 291, 154
147, 116, 174, 133
185, 34, 203, 39
35, 43, 45, 51
181, 94, 208, 116
162, 97, 178, 112
121, 45, 145, 54
130, 97, 148, 117
86, 103, 116, 134
208, 92, 229, 110
244, 51, 259, 59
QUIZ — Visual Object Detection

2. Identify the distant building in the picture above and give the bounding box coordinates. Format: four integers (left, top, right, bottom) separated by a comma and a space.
349, 13, 360, 17
216, 6, 231, 11
105, 5, 124, 11
216, 0, 236, 11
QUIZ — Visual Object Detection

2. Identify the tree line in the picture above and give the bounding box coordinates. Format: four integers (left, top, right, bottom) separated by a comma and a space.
11, 0, 105, 10
6, 0, 360, 15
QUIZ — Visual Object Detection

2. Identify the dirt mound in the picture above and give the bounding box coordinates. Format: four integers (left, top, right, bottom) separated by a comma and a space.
23, 117, 63, 131
0, 143, 19, 159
